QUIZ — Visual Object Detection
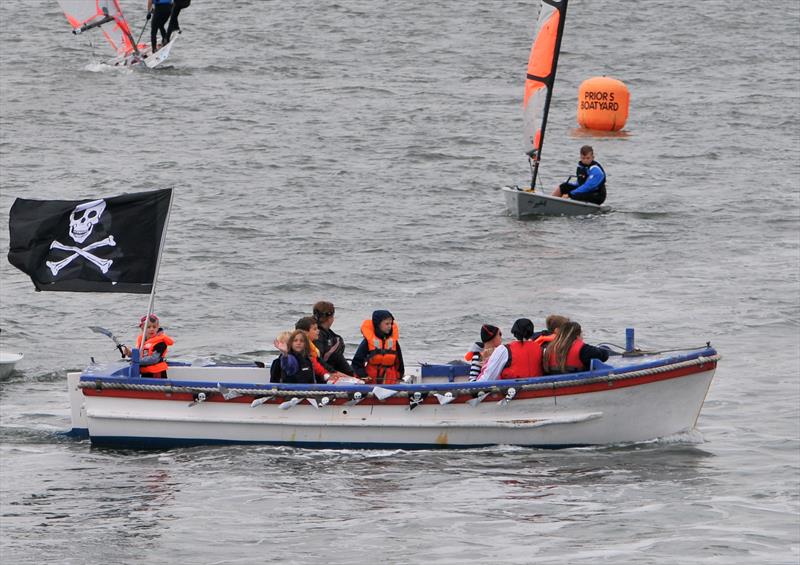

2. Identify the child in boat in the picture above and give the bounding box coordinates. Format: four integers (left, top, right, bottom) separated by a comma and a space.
533, 314, 570, 345
543, 321, 610, 373
465, 324, 501, 381
551, 145, 606, 204
312, 301, 354, 376
121, 314, 174, 379
270, 330, 293, 383
275, 330, 328, 384
478, 318, 543, 381
295, 317, 356, 384
352, 310, 404, 385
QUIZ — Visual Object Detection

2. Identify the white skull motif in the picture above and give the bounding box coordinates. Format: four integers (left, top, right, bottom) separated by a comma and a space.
69, 199, 106, 244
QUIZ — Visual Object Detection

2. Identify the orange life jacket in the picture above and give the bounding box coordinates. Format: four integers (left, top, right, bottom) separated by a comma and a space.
546, 339, 584, 373
135, 332, 174, 376
500, 340, 544, 379
360, 318, 400, 385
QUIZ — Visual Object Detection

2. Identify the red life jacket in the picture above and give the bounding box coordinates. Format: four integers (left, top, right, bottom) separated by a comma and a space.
500, 340, 543, 379
360, 319, 400, 385
135, 332, 174, 376
546, 339, 584, 373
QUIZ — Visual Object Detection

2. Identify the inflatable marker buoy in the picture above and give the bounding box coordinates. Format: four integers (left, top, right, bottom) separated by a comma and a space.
577, 76, 629, 131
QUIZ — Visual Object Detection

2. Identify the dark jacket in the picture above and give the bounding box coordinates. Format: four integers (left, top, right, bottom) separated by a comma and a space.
280, 352, 325, 384
351, 310, 405, 380
314, 325, 353, 376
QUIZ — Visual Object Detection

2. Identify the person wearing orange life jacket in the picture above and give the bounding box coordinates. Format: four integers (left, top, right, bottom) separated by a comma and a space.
465, 324, 501, 381
351, 310, 404, 385
544, 321, 610, 374
478, 318, 543, 381
121, 314, 174, 379
532, 314, 570, 347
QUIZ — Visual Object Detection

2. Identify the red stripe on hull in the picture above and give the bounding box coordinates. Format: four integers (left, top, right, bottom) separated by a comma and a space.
81, 361, 716, 406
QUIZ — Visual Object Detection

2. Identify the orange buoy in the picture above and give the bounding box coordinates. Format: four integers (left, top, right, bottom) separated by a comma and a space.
577, 76, 629, 131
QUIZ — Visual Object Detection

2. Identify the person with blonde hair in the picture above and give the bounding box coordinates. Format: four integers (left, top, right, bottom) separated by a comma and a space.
543, 321, 609, 374
275, 330, 329, 384
122, 314, 174, 379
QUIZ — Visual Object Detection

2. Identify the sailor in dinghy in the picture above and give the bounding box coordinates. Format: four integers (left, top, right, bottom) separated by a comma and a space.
502, 0, 608, 218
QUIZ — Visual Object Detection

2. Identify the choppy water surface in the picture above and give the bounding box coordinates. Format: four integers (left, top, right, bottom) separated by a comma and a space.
1, 1, 798, 563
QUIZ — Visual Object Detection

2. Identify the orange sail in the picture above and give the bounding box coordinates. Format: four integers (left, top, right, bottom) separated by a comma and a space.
57, 0, 137, 57
522, 0, 568, 188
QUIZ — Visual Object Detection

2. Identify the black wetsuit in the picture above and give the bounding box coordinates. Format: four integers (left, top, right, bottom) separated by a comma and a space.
151, 1, 172, 52
166, 0, 190, 42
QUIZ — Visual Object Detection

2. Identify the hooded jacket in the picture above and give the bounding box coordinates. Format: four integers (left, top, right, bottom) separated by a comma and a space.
351, 310, 404, 384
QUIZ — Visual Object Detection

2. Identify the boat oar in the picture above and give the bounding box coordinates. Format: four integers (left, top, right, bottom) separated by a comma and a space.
88, 326, 126, 357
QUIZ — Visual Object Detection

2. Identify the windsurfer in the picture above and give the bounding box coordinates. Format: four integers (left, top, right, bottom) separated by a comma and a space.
147, 0, 173, 53
166, 0, 191, 42
552, 145, 607, 205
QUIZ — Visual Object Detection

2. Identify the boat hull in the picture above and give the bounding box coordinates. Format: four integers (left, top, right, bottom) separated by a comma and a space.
0, 352, 23, 378
503, 185, 605, 218
68, 350, 718, 449
107, 36, 177, 69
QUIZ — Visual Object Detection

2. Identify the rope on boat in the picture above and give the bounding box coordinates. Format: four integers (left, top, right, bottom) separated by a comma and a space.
77, 354, 720, 399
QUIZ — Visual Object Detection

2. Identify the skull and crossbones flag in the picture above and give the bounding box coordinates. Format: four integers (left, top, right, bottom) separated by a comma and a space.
7, 188, 172, 293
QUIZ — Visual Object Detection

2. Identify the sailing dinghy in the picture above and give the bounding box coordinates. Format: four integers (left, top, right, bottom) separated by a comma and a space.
57, 0, 177, 69
504, 0, 606, 218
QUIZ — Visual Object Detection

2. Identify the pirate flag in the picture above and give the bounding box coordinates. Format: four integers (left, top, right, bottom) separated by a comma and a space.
7, 188, 172, 293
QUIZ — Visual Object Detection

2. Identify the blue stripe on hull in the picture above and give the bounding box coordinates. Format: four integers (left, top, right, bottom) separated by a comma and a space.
88, 435, 587, 451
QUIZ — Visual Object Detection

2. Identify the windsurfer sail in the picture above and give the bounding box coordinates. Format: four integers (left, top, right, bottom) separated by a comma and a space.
523, 0, 568, 191
57, 0, 141, 58
56, 0, 177, 68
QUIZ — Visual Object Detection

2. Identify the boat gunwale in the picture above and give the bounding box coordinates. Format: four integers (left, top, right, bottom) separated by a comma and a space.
77, 347, 719, 399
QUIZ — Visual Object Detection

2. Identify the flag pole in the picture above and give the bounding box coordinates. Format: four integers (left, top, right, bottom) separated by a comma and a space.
133, 188, 174, 377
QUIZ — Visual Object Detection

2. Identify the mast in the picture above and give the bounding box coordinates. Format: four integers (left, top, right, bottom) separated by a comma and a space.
134, 188, 174, 376
524, 0, 569, 191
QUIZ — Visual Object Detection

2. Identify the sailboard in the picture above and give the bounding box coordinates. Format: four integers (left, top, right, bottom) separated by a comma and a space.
56, 0, 175, 68
504, 0, 606, 218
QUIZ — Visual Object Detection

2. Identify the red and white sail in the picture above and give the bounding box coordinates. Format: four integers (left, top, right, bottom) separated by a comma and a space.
57, 0, 136, 56
523, 0, 568, 186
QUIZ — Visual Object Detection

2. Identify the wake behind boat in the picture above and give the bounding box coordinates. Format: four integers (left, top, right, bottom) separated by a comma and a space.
504, 0, 607, 219
57, 0, 176, 69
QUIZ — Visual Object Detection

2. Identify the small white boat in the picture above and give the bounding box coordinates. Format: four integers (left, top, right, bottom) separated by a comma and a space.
0, 352, 24, 379
65, 333, 719, 450
505, 0, 606, 218
503, 185, 606, 218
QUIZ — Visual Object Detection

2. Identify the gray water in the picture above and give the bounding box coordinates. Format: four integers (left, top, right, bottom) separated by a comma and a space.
1, 0, 799, 563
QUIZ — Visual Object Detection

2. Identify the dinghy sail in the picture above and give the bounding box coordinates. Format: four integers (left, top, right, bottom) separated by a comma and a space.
523, 0, 568, 191
503, 0, 604, 218
57, 0, 140, 59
